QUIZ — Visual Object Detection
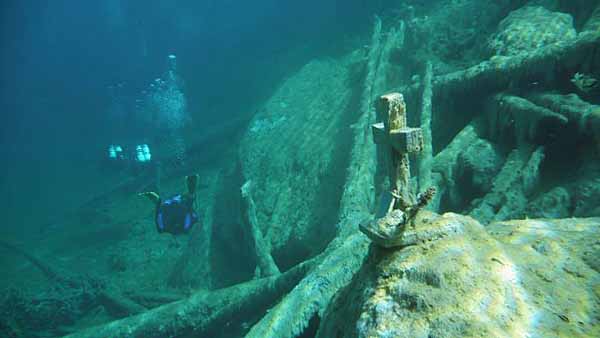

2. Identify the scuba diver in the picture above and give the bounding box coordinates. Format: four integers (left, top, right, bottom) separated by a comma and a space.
106, 144, 128, 170
139, 174, 199, 235
105, 143, 153, 172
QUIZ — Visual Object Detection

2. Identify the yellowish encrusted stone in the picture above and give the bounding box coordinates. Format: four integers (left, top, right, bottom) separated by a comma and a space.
319, 214, 600, 338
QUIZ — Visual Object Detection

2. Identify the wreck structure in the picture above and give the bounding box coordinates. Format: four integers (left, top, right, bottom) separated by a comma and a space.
2, 1, 600, 337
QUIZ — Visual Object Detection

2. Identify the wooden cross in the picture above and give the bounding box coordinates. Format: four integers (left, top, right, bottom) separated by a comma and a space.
372, 93, 423, 214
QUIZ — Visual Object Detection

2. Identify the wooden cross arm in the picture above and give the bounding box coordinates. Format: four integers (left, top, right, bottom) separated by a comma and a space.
372, 123, 424, 154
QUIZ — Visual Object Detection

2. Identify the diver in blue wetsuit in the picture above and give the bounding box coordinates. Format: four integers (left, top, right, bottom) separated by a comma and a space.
139, 174, 199, 235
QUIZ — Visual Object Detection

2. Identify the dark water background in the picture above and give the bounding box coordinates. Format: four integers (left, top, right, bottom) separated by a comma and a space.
0, 0, 393, 234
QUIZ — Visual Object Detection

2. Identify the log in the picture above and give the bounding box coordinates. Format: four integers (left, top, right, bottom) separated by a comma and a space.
0, 240, 60, 281
339, 16, 389, 238
529, 93, 600, 137
245, 17, 395, 337
0, 240, 152, 320
241, 180, 281, 277
65, 258, 315, 338
395, 31, 600, 100
362, 16, 384, 110
126, 290, 186, 308
469, 146, 545, 223
97, 290, 147, 318
246, 233, 369, 338
431, 121, 482, 210
485, 94, 568, 145
418, 61, 434, 194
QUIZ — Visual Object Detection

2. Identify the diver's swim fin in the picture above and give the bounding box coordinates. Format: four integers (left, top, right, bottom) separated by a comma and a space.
139, 191, 160, 204
186, 174, 199, 196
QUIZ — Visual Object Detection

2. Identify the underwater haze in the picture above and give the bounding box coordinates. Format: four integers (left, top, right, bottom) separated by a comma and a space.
0, 0, 382, 233
1, 0, 600, 337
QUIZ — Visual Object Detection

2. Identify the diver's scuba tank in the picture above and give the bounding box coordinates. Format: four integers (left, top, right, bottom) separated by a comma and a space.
115, 145, 123, 159
135, 144, 152, 163
142, 144, 151, 161
136, 145, 145, 163
106, 144, 126, 170
108, 145, 117, 160
108, 145, 124, 160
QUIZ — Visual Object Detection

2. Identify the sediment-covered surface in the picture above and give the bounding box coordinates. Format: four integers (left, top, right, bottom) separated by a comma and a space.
318, 213, 600, 338
239, 55, 363, 266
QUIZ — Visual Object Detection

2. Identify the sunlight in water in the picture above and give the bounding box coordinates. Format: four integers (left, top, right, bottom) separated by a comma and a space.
493, 255, 538, 338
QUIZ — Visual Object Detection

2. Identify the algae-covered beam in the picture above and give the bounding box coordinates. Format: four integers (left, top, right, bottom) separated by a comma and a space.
418, 61, 434, 195
396, 31, 600, 100
529, 93, 600, 137
362, 15, 383, 109
0, 240, 60, 281
241, 180, 280, 277
97, 289, 148, 318
246, 16, 407, 338
339, 16, 397, 238
245, 233, 369, 338
126, 290, 187, 308
469, 146, 545, 223
65, 258, 315, 338
430, 121, 481, 210
485, 94, 568, 145
0, 239, 148, 321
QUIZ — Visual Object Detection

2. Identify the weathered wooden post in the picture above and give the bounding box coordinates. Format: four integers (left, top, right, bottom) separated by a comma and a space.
372, 93, 423, 209
361, 93, 435, 248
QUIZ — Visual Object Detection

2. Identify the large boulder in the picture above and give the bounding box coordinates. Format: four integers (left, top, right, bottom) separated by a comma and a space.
317, 212, 600, 337
489, 6, 576, 56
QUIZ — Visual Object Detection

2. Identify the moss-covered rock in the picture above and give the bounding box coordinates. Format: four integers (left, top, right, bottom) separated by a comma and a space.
318, 213, 600, 338
489, 6, 576, 56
